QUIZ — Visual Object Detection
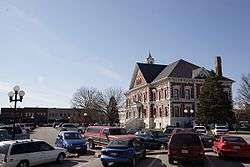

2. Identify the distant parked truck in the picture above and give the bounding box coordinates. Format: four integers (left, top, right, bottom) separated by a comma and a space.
84, 126, 133, 149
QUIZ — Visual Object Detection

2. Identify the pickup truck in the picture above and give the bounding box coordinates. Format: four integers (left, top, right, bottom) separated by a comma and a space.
84, 126, 134, 149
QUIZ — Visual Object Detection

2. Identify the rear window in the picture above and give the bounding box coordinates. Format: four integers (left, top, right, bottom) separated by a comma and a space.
63, 124, 76, 128
170, 134, 201, 146
223, 137, 246, 143
87, 127, 100, 133
64, 133, 82, 140
109, 128, 127, 135
108, 140, 131, 148
0, 144, 10, 154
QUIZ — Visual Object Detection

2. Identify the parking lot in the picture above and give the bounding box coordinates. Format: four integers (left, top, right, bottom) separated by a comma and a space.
31, 127, 250, 167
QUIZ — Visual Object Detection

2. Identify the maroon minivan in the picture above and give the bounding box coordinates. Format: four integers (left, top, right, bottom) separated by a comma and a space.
168, 130, 205, 165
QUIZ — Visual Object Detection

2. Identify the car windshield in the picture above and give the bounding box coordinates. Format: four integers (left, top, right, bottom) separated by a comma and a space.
164, 128, 175, 134
108, 140, 131, 148
0, 144, 10, 154
151, 131, 166, 138
223, 137, 246, 143
216, 126, 227, 129
109, 128, 127, 135
64, 133, 82, 140
194, 127, 206, 130
63, 124, 76, 128
170, 134, 201, 146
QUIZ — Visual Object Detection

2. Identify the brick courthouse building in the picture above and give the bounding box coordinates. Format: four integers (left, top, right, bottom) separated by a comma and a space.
125, 54, 233, 129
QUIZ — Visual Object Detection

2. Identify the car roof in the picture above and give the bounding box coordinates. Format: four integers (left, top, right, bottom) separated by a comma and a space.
0, 139, 44, 145
87, 126, 123, 129
60, 131, 79, 135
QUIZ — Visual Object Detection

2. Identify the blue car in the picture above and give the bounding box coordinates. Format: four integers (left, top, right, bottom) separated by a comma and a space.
55, 131, 87, 154
101, 137, 146, 167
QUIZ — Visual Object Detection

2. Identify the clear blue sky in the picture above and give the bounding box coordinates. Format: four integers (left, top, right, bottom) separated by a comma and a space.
0, 0, 249, 108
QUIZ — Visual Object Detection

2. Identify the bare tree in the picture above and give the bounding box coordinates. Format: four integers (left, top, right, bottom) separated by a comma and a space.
71, 87, 125, 124
237, 73, 250, 108
102, 87, 126, 110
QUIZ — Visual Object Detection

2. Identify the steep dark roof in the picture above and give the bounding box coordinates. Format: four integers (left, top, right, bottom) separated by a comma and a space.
137, 63, 166, 83
153, 59, 200, 82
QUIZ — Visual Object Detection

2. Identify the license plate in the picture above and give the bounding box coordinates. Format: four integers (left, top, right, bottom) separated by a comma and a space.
233, 146, 241, 149
75, 147, 81, 150
181, 149, 188, 153
208, 140, 212, 142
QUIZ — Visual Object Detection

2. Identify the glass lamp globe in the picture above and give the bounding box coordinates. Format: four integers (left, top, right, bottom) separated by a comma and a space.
184, 109, 188, 113
19, 90, 25, 97
8, 91, 14, 97
190, 109, 194, 113
13, 85, 20, 92
84, 113, 88, 116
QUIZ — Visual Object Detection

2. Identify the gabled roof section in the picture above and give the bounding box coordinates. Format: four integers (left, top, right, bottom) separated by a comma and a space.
154, 59, 200, 82
129, 63, 166, 89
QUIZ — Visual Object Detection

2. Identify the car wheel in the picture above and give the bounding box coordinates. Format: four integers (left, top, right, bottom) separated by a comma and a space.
102, 161, 109, 167
88, 140, 95, 149
142, 150, 146, 159
168, 157, 174, 164
56, 153, 65, 163
218, 152, 224, 160
129, 157, 136, 167
17, 161, 29, 167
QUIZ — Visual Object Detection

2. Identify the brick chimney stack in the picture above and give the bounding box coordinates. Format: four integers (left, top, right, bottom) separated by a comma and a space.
215, 56, 222, 77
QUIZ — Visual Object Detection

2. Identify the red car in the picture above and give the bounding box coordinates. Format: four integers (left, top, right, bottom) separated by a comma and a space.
168, 131, 205, 165
84, 126, 134, 149
213, 136, 250, 159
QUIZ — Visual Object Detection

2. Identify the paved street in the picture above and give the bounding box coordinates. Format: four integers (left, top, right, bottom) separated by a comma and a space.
31, 127, 250, 167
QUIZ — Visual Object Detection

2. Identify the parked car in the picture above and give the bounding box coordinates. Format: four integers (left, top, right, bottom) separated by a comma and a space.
0, 125, 29, 140
127, 128, 141, 135
193, 126, 208, 135
101, 137, 146, 167
212, 126, 229, 136
168, 131, 205, 165
84, 126, 131, 149
212, 136, 250, 159
0, 129, 11, 141
55, 131, 87, 154
60, 123, 78, 132
135, 130, 168, 149
0, 139, 66, 167
199, 134, 215, 148
77, 126, 86, 134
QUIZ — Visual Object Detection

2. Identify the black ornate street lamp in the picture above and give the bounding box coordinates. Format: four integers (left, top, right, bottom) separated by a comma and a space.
8, 85, 25, 110
184, 108, 194, 127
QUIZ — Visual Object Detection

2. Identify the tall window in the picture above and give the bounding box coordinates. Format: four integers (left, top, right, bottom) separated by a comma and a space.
159, 107, 162, 117
173, 89, 179, 100
174, 106, 180, 117
165, 107, 168, 117
185, 89, 191, 100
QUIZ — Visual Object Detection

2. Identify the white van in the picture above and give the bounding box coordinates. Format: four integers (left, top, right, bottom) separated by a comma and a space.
0, 139, 66, 167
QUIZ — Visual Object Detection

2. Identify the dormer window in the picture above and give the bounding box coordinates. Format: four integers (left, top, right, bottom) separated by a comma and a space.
136, 78, 142, 85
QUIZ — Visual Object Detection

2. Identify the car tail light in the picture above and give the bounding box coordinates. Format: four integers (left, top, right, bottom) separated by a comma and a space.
168, 145, 178, 154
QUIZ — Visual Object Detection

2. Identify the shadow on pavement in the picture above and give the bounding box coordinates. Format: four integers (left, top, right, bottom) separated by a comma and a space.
100, 157, 166, 167
37, 160, 80, 167
206, 154, 249, 167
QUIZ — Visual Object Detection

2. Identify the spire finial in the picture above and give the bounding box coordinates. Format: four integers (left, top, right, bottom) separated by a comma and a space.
146, 50, 154, 64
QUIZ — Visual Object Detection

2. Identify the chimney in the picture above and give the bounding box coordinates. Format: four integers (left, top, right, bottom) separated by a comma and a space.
215, 56, 222, 77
